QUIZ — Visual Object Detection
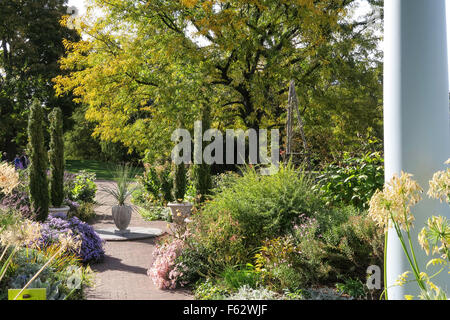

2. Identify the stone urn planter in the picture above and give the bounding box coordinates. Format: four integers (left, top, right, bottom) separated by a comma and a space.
167, 202, 193, 225
48, 206, 70, 219
112, 205, 132, 233
100, 164, 139, 234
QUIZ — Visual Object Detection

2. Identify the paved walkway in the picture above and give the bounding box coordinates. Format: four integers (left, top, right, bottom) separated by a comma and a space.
84, 180, 193, 300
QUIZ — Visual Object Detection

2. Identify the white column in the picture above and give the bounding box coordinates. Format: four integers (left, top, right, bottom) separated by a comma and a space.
384, 0, 450, 299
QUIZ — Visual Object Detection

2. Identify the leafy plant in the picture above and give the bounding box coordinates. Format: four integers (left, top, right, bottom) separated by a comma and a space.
9, 276, 66, 300
137, 206, 171, 222
315, 152, 384, 210
193, 279, 229, 300
221, 264, 260, 290
190, 210, 248, 273
68, 202, 96, 222
335, 278, 367, 299
70, 171, 97, 204
320, 213, 384, 282
173, 243, 210, 287
137, 164, 161, 204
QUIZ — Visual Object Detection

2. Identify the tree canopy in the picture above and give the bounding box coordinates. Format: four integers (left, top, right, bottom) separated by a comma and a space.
0, 0, 80, 156
55, 0, 383, 165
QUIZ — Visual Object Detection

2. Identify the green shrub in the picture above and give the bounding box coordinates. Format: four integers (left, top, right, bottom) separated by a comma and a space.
70, 171, 97, 203
193, 279, 229, 300
191, 105, 212, 203
335, 278, 368, 299
157, 164, 174, 204
314, 152, 384, 210
250, 207, 383, 291
200, 164, 323, 250
173, 243, 210, 286
191, 210, 248, 272
138, 206, 171, 222
270, 264, 305, 292
191, 163, 211, 203
68, 202, 96, 222
135, 163, 174, 206
130, 184, 148, 207
138, 165, 161, 203
254, 232, 329, 290
221, 265, 260, 290
288, 208, 384, 288
211, 171, 240, 193
320, 213, 384, 281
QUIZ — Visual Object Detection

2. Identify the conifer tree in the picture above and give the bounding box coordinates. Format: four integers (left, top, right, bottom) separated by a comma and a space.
28, 99, 49, 221
49, 107, 64, 207
173, 162, 187, 203
192, 105, 212, 203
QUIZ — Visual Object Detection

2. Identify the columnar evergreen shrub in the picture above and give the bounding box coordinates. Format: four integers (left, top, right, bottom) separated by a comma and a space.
48, 107, 64, 207
173, 162, 187, 202
192, 163, 211, 203
192, 106, 212, 203
28, 100, 49, 222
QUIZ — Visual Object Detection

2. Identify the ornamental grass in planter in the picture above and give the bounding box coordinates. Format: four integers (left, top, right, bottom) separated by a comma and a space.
101, 164, 138, 232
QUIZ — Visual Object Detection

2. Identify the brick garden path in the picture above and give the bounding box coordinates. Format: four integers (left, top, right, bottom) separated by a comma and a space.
84, 180, 193, 300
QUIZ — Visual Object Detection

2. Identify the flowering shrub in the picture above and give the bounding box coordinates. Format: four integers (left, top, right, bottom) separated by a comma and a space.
36, 216, 104, 263
148, 237, 186, 289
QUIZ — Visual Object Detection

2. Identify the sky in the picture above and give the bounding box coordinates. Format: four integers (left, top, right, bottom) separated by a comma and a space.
67, 0, 450, 88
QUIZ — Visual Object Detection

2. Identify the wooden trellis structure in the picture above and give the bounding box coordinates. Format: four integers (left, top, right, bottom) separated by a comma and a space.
285, 80, 310, 169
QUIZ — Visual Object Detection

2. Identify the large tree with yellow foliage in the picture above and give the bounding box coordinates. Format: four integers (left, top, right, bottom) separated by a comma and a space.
55, 0, 382, 164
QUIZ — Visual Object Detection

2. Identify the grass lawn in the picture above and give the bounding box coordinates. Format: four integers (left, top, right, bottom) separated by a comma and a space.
65, 159, 144, 180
